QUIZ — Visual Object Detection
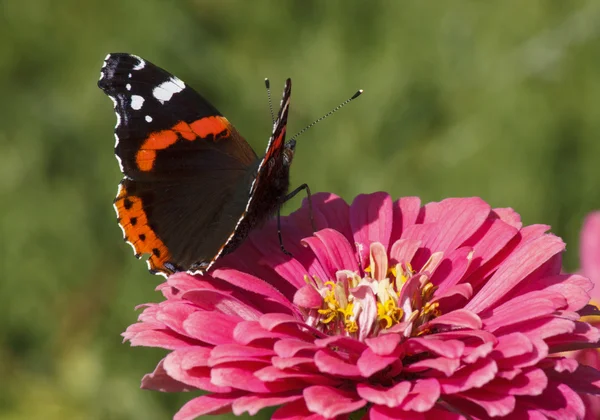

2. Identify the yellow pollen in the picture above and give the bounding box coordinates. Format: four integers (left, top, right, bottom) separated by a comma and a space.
377, 298, 404, 329
341, 302, 358, 332
421, 282, 437, 300
318, 281, 341, 324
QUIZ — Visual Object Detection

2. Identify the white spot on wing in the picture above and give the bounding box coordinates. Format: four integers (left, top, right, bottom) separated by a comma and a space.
126, 84, 131, 91
132, 56, 146, 71
131, 95, 144, 110
108, 96, 121, 127
152, 77, 185, 104
145, 115, 153, 123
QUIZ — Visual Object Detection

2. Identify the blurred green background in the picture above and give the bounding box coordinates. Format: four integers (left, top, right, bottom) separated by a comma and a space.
2, 1, 600, 418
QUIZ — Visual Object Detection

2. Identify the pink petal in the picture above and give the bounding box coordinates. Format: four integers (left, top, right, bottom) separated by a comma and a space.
302, 228, 359, 278
293, 284, 323, 308
250, 217, 329, 288
431, 246, 473, 293
351, 283, 379, 341
272, 356, 316, 369
498, 338, 548, 370
272, 398, 330, 420
421, 197, 491, 255
461, 216, 519, 279
351, 193, 393, 268
370, 242, 389, 281
232, 394, 303, 416
365, 333, 401, 356
254, 366, 340, 386
482, 291, 567, 332
309, 193, 353, 241
466, 234, 565, 313
404, 356, 461, 377
124, 325, 194, 350
437, 358, 498, 393
426, 309, 482, 330
183, 311, 238, 345
209, 343, 274, 365
580, 212, 600, 289
356, 381, 411, 407
182, 289, 261, 320
518, 382, 585, 420
458, 388, 515, 417
155, 302, 197, 337
391, 196, 422, 241
313, 349, 361, 377
489, 367, 548, 396
370, 406, 462, 420
163, 350, 231, 393
493, 207, 522, 229
547, 363, 600, 395
400, 378, 441, 412
211, 361, 298, 393
314, 335, 367, 355
304, 385, 366, 418
405, 337, 465, 359
462, 342, 494, 364
492, 333, 533, 359
257, 313, 324, 341
514, 273, 593, 314
233, 320, 309, 345
140, 359, 190, 392
389, 238, 421, 266
357, 347, 399, 377
174, 393, 243, 420
210, 268, 294, 312
433, 283, 473, 314
274, 339, 317, 357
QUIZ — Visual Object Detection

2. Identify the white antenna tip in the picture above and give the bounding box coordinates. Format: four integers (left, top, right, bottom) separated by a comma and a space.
351, 90, 363, 100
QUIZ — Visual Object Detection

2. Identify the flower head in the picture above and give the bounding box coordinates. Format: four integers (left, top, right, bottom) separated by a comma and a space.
124, 193, 600, 419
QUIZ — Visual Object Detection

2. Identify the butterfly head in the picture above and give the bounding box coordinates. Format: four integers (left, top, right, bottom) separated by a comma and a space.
283, 139, 295, 166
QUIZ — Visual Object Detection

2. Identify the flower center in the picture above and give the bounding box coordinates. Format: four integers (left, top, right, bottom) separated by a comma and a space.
300, 242, 441, 341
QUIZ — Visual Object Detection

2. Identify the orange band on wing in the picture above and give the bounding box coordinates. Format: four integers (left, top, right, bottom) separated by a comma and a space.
114, 185, 171, 273
135, 116, 232, 171
189, 116, 231, 139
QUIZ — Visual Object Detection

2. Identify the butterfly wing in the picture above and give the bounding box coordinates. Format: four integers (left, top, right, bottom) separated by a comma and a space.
213, 80, 294, 269
98, 53, 259, 275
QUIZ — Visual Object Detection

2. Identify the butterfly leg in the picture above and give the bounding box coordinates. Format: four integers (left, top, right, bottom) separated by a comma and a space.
277, 206, 293, 256
276, 183, 317, 257
282, 183, 317, 231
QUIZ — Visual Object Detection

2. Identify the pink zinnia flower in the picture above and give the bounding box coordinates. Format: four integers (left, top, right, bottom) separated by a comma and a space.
124, 193, 600, 419
569, 211, 600, 418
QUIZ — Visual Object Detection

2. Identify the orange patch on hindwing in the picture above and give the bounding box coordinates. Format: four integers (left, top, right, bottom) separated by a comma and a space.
114, 184, 171, 273
135, 116, 232, 171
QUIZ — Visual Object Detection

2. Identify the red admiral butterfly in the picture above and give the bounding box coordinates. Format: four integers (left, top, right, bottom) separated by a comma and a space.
98, 53, 305, 277
99, 54, 361, 277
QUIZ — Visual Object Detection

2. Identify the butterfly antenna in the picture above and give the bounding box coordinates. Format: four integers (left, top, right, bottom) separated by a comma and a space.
265, 78, 275, 124
289, 89, 363, 142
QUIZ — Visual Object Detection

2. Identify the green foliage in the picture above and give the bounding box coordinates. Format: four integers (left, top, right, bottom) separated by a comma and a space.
1, 1, 600, 418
